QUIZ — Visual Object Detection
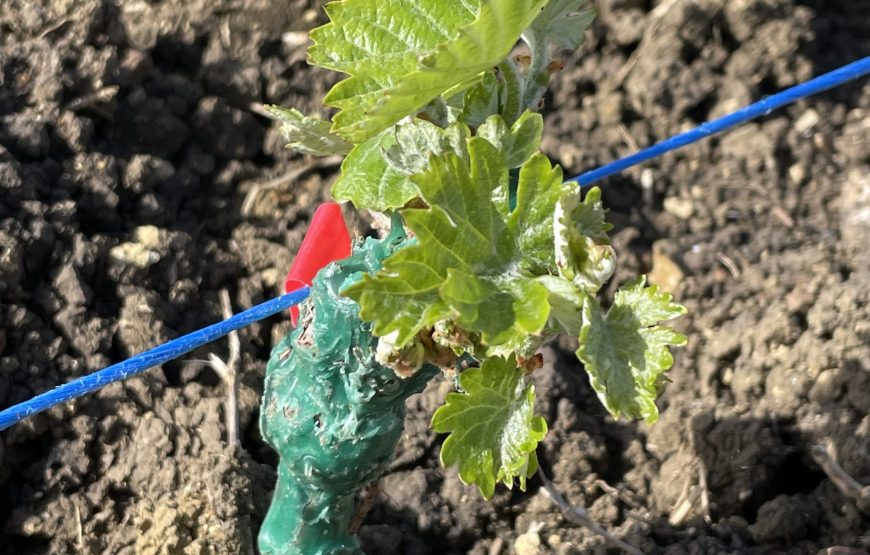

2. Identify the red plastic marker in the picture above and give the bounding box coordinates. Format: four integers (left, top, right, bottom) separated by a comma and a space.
285, 202, 352, 326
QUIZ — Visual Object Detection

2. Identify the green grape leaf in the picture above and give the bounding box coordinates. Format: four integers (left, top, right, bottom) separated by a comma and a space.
440, 269, 550, 347
498, 58, 525, 125
477, 111, 544, 169
576, 276, 687, 424
458, 71, 502, 128
264, 106, 352, 156
525, 0, 595, 51
555, 186, 615, 293
537, 275, 585, 337
432, 354, 547, 499
510, 146, 563, 273
383, 119, 470, 176
309, 0, 549, 142
343, 136, 562, 349
331, 131, 418, 211
420, 96, 460, 129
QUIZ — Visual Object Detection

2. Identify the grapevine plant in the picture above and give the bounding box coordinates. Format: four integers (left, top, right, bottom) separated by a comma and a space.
259, 1, 686, 553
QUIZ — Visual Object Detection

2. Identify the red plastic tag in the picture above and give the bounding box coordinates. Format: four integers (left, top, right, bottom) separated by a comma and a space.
285, 202, 352, 326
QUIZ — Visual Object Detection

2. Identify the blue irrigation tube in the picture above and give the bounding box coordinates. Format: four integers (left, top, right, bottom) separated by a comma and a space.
1, 56, 869, 433
0, 287, 311, 431
568, 55, 870, 187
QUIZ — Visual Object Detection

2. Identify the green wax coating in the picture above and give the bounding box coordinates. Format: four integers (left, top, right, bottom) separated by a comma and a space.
259, 223, 436, 555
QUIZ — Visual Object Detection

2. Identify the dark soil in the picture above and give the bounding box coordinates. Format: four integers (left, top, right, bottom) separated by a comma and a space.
1, 1, 868, 554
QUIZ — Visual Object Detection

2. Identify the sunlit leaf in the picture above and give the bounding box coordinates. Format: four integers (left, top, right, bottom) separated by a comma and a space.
432, 355, 547, 498
576, 276, 687, 423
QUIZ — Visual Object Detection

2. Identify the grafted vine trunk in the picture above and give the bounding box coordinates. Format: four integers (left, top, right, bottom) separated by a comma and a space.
259, 227, 436, 555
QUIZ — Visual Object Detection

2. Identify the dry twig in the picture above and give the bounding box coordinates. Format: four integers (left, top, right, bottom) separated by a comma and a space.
668, 476, 696, 526
698, 461, 712, 524
348, 481, 381, 535
615, 0, 680, 85
593, 478, 642, 509
537, 468, 644, 555
241, 156, 342, 216
203, 289, 242, 452
618, 123, 640, 152
75, 502, 84, 550
715, 252, 741, 279
811, 444, 870, 512
66, 85, 119, 118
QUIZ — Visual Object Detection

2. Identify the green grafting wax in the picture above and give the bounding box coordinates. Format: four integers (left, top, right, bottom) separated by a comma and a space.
259, 221, 436, 555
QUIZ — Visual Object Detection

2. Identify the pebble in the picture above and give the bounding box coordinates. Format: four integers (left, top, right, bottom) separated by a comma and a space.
794, 108, 820, 135
262, 268, 280, 288
514, 532, 542, 555
109, 242, 160, 268
663, 196, 694, 219
649, 241, 684, 292
123, 154, 175, 193
109, 225, 162, 269
788, 163, 806, 184
134, 225, 161, 250
808, 368, 842, 404
117, 48, 153, 87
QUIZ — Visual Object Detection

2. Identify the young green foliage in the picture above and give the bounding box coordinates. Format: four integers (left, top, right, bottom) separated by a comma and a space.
330, 111, 545, 214
308, 0, 549, 142
539, 186, 615, 339
554, 186, 616, 293
342, 130, 561, 353
332, 119, 471, 211
330, 130, 416, 211
431, 355, 547, 499
477, 112, 544, 170
525, 0, 596, 52
577, 277, 687, 423
267, 0, 686, 504
264, 106, 352, 156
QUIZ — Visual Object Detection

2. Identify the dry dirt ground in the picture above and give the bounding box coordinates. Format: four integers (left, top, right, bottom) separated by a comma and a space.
1, 1, 868, 553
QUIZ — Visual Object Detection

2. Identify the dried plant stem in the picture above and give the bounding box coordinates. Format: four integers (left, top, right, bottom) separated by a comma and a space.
240, 155, 341, 216
209, 289, 242, 452
615, 0, 680, 85
811, 444, 870, 512
537, 468, 644, 555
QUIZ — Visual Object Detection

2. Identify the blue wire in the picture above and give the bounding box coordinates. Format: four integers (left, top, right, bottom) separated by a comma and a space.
1, 56, 869, 433
0, 287, 311, 431
568, 55, 870, 187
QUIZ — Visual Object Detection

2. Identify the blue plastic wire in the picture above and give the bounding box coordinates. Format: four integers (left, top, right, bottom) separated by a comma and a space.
568, 55, 870, 187
0, 287, 310, 431
1, 56, 869, 433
